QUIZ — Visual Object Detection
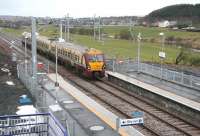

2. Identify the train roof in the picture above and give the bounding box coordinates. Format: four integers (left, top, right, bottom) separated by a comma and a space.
37, 35, 103, 54
37, 35, 88, 53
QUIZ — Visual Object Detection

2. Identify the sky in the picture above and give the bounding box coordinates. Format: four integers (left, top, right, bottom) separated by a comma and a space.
0, 0, 199, 18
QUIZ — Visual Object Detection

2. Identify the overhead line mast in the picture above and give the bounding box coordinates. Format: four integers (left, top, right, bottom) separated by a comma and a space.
93, 14, 96, 40
98, 16, 101, 41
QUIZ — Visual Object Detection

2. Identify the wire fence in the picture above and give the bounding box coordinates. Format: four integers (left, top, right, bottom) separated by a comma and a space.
17, 61, 78, 136
106, 59, 200, 91
0, 113, 67, 136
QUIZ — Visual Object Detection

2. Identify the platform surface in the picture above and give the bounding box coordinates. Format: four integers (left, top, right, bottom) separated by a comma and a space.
48, 73, 144, 136
106, 71, 200, 112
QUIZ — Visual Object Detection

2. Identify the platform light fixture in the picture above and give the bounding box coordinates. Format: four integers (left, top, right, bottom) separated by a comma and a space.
159, 32, 166, 80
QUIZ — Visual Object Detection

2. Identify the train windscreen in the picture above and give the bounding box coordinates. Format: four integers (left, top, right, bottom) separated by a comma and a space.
88, 54, 104, 62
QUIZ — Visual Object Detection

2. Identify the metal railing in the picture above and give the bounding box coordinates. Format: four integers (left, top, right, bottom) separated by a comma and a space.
0, 113, 67, 136
106, 59, 200, 91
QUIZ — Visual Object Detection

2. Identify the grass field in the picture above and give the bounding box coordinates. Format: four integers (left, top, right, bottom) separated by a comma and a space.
70, 34, 180, 63
81, 25, 200, 40
2, 25, 200, 64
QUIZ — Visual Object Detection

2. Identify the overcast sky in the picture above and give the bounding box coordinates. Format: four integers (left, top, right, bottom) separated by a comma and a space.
0, 0, 199, 18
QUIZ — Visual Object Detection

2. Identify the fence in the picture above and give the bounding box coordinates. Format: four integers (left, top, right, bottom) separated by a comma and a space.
17, 61, 77, 136
106, 59, 200, 91
0, 113, 67, 136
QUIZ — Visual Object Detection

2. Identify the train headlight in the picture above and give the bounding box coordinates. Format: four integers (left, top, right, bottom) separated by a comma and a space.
87, 65, 91, 70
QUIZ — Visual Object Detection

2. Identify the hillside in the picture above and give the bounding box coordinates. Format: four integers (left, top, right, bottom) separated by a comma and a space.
146, 4, 200, 22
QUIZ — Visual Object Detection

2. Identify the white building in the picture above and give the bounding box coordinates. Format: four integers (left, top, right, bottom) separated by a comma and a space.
158, 20, 170, 28
158, 20, 177, 28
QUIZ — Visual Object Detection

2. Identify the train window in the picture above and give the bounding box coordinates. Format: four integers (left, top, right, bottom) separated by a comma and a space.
65, 50, 68, 56
82, 56, 86, 65
61, 48, 64, 55
88, 54, 103, 62
51, 46, 55, 52
63, 50, 67, 56
77, 56, 80, 62
68, 52, 71, 58
58, 48, 60, 54
75, 55, 79, 62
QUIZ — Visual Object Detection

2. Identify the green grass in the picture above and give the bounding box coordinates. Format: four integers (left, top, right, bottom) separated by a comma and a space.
78, 25, 200, 40
71, 34, 180, 63
2, 25, 200, 64
38, 25, 59, 37
1, 27, 30, 36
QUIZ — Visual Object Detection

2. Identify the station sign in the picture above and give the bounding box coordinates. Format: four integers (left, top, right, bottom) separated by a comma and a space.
120, 118, 144, 127
159, 51, 166, 59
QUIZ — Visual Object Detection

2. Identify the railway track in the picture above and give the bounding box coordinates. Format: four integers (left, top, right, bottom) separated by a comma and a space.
1, 32, 200, 136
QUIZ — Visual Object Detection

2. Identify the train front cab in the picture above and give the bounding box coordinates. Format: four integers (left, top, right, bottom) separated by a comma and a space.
83, 53, 105, 78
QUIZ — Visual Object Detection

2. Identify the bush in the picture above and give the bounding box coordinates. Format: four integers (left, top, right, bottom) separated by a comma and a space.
189, 56, 200, 66
119, 30, 131, 40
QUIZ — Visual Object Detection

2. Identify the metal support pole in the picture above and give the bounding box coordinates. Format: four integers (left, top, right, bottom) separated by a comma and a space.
112, 59, 115, 72
25, 37, 27, 77
181, 71, 184, 84
67, 13, 70, 42
159, 32, 165, 80
60, 21, 63, 39
31, 17, 38, 94
98, 16, 101, 41
65, 16, 67, 41
161, 35, 165, 79
116, 117, 120, 132
93, 14, 96, 40
137, 33, 141, 73
47, 60, 49, 73
55, 42, 59, 87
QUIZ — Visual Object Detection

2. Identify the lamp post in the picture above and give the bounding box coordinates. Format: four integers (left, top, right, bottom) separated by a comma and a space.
49, 38, 59, 103
159, 32, 165, 80
137, 33, 142, 73
24, 36, 28, 76
55, 41, 59, 88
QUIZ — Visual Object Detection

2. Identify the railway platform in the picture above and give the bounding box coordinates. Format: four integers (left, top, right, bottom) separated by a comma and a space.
48, 73, 144, 136
106, 71, 200, 127
18, 60, 145, 136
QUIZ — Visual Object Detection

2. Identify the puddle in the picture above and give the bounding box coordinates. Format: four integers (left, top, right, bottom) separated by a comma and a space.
1, 68, 10, 73
6, 81, 15, 86
90, 125, 104, 131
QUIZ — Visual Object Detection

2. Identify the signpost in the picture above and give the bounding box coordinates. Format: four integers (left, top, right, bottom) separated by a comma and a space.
116, 111, 144, 132
120, 118, 144, 127
159, 51, 166, 59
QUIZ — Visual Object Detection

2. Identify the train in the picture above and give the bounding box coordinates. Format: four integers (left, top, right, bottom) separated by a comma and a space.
22, 32, 106, 78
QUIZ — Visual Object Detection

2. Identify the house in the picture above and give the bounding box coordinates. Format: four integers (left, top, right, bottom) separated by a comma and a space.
158, 20, 170, 27
158, 20, 177, 28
